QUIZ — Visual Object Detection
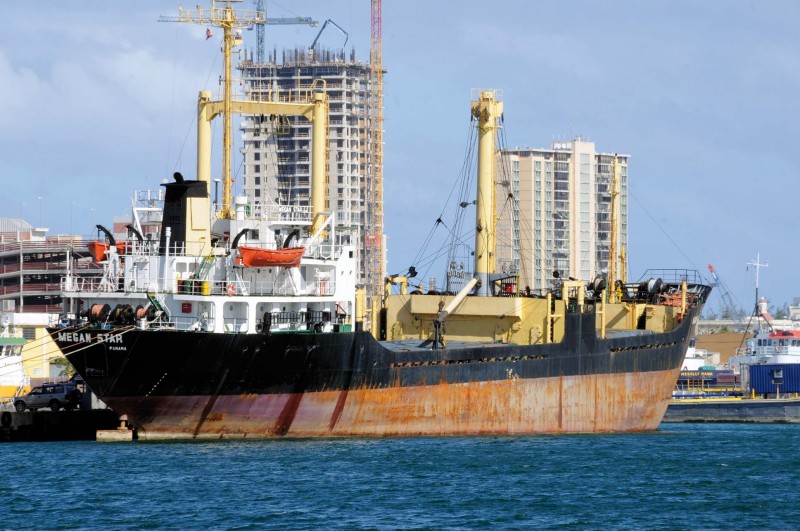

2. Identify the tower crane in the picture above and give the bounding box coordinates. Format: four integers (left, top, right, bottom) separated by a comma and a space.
366, 0, 384, 321
707, 264, 744, 319
253, 0, 316, 63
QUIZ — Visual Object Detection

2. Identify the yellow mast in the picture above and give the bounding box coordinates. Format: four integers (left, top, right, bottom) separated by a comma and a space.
159, 2, 255, 219
608, 155, 620, 302
471, 90, 503, 296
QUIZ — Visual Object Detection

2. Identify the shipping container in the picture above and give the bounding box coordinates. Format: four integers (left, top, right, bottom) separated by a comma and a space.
749, 364, 800, 394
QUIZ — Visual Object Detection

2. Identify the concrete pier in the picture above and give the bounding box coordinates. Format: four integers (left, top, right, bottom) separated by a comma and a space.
664, 398, 800, 423
0, 410, 119, 442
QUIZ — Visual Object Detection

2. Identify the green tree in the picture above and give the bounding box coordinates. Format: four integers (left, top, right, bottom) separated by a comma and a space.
51, 356, 76, 378
773, 303, 790, 320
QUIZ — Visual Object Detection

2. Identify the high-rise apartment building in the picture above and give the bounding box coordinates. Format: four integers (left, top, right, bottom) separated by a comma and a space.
238, 47, 382, 298
496, 138, 628, 292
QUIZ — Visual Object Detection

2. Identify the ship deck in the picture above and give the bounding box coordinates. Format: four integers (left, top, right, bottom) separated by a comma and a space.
380, 328, 656, 352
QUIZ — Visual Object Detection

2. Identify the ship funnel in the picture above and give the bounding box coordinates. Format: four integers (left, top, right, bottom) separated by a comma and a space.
159, 177, 210, 256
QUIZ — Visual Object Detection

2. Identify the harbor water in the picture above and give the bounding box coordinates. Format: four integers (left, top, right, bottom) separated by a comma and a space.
2, 423, 799, 530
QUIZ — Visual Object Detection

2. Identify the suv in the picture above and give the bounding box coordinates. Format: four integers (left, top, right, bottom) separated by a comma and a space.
14, 383, 82, 412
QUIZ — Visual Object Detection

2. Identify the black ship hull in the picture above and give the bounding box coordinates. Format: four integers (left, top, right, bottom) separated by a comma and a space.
51, 306, 699, 439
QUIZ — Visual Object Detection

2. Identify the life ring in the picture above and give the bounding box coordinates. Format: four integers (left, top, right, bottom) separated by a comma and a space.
745, 347, 752, 355
226, 283, 236, 297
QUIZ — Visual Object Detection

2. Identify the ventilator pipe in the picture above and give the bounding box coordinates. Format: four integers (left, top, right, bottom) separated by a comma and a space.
438, 277, 479, 322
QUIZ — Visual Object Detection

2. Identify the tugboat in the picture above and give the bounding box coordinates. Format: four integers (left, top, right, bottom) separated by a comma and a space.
50, 4, 711, 440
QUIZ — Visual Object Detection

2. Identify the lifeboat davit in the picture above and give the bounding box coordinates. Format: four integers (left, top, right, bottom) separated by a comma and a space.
238, 246, 305, 268
87, 241, 127, 262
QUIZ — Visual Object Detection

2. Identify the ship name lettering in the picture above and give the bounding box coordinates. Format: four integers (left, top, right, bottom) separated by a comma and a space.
95, 333, 123, 344
57, 332, 122, 344
57, 332, 90, 343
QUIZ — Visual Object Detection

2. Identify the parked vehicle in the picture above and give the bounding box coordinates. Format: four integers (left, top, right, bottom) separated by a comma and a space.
14, 383, 82, 412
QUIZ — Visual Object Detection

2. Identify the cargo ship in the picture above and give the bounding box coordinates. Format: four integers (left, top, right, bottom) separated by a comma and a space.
49, 5, 711, 440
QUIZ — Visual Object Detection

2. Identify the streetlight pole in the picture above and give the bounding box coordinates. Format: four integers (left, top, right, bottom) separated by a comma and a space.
37, 196, 42, 226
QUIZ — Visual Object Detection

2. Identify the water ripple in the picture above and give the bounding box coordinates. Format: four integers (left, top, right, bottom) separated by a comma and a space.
1, 424, 799, 529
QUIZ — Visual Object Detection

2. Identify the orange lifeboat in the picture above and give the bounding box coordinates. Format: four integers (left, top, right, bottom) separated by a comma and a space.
238, 246, 305, 268
87, 241, 127, 262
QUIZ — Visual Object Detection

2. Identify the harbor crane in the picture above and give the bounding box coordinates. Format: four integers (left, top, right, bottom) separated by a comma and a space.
707, 264, 744, 319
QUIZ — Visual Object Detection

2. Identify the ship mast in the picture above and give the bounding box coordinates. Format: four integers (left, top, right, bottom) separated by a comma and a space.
160, 1, 316, 220
747, 253, 768, 318
471, 90, 503, 296
608, 155, 620, 302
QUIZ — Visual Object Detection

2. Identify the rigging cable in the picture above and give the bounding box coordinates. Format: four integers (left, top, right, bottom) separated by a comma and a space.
172, 47, 221, 174
629, 192, 703, 274
406, 120, 477, 286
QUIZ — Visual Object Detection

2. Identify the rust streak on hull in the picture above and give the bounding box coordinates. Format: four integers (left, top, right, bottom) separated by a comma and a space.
109, 368, 680, 440
329, 389, 349, 431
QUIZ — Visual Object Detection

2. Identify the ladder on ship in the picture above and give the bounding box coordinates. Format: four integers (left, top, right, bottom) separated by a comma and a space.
146, 291, 171, 320
192, 255, 215, 280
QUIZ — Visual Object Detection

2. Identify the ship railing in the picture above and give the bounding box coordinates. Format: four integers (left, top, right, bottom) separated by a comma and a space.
245, 277, 337, 297
195, 278, 338, 297
637, 269, 705, 285
145, 315, 216, 332
304, 241, 338, 261
123, 240, 160, 257
205, 279, 249, 296
61, 275, 337, 298
222, 318, 250, 333
133, 189, 166, 206
61, 276, 112, 293
257, 204, 313, 223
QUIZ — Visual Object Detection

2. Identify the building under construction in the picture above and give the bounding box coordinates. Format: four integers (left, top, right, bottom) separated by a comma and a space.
496, 137, 629, 292
237, 45, 384, 308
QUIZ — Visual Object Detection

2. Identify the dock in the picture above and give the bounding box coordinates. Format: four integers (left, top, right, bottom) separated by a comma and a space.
664, 398, 800, 423
0, 410, 120, 442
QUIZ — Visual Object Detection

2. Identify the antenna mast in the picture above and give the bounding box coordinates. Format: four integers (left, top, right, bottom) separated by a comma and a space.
747, 252, 768, 316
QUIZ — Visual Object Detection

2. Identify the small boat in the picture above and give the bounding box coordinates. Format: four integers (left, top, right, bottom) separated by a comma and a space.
238, 245, 305, 268
87, 241, 127, 262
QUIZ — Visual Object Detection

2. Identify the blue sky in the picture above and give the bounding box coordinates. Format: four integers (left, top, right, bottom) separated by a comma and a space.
2, 1, 798, 313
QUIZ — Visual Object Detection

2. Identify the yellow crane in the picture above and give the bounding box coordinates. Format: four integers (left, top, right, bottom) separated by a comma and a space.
159, 1, 316, 220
